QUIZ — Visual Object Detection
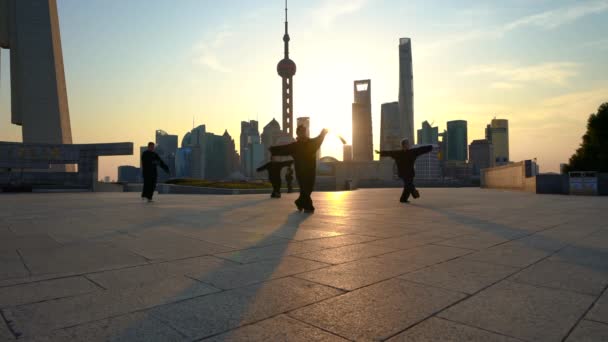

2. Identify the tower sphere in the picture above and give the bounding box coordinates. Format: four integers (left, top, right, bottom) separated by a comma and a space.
277, 58, 296, 78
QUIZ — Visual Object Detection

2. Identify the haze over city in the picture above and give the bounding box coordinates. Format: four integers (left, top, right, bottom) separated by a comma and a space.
1, 0, 607, 180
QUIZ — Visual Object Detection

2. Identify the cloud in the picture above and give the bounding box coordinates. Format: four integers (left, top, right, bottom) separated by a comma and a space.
313, 0, 368, 28
462, 62, 580, 87
192, 27, 233, 73
420, 1, 608, 53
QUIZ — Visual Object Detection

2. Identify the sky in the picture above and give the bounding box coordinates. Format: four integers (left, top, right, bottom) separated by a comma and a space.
1, 0, 608, 180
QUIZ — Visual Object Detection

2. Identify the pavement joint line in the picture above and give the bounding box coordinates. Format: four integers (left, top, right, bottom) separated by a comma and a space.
15, 249, 32, 277
83, 275, 107, 291
1, 308, 21, 339
582, 318, 608, 326
282, 314, 356, 342
560, 282, 608, 341
433, 317, 529, 342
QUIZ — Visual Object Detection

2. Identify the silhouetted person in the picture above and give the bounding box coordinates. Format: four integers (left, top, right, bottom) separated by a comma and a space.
141, 142, 169, 202
270, 126, 328, 212
285, 166, 294, 193
257, 159, 293, 198
376, 139, 432, 203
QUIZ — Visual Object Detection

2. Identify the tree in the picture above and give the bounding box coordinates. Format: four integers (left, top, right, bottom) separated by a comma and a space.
566, 102, 608, 172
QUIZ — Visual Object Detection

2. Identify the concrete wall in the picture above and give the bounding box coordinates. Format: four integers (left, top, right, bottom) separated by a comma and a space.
481, 161, 536, 192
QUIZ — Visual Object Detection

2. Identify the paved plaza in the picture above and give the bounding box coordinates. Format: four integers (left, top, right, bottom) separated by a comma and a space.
0, 188, 607, 341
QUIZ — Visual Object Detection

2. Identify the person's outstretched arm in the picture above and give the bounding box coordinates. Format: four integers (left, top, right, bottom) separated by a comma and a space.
413, 145, 433, 157
155, 153, 170, 173
311, 129, 329, 151
270, 142, 296, 157
375, 149, 401, 159
256, 162, 271, 172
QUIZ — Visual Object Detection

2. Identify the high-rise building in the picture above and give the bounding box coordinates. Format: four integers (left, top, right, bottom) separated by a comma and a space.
240, 120, 260, 172
414, 144, 441, 179
261, 118, 282, 160
352, 80, 373, 161
117, 165, 140, 183
343, 145, 353, 162
447, 120, 468, 161
181, 125, 238, 180
155, 130, 178, 180
277, 2, 296, 137
417, 121, 438, 145
485, 118, 509, 165
380, 102, 401, 152
469, 139, 494, 175
398, 38, 414, 143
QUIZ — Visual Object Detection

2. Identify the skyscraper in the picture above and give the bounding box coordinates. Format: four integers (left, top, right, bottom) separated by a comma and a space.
155, 129, 178, 180
398, 38, 414, 143
380, 102, 401, 153
352, 80, 373, 161
277, 1, 296, 137
181, 125, 239, 180
261, 118, 282, 160
240, 120, 260, 172
417, 121, 439, 145
447, 120, 468, 161
485, 118, 509, 165
469, 139, 494, 175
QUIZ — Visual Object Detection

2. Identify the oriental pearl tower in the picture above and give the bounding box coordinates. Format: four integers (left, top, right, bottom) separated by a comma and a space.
277, 0, 296, 137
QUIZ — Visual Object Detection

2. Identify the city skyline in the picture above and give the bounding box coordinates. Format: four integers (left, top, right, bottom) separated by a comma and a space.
1, 0, 608, 180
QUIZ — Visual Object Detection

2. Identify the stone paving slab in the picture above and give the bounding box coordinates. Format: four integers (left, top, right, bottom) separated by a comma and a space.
399, 259, 519, 294
0, 276, 99, 307
439, 281, 595, 341
150, 277, 342, 340
0, 189, 606, 341
289, 278, 466, 341
565, 319, 608, 342
387, 317, 522, 342
201, 315, 348, 342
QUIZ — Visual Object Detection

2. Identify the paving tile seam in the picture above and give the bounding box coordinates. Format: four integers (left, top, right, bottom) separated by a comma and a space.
14, 250, 32, 277
0, 255, 232, 288
291, 245, 402, 265
582, 318, 608, 326
279, 314, 356, 342
193, 313, 354, 342
0, 309, 19, 339
560, 283, 608, 342
435, 317, 530, 341
508, 278, 603, 298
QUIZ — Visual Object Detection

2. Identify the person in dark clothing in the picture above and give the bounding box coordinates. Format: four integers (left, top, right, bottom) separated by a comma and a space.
285, 166, 294, 193
376, 139, 433, 203
270, 126, 328, 212
256, 159, 294, 198
141, 142, 169, 202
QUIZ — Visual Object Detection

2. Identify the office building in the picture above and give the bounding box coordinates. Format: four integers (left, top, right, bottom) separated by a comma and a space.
380, 102, 401, 152
352, 80, 373, 161
417, 121, 438, 145
447, 120, 468, 161
398, 38, 414, 143
469, 139, 494, 175
414, 144, 441, 179
117, 165, 140, 183
485, 118, 509, 165
155, 130, 178, 181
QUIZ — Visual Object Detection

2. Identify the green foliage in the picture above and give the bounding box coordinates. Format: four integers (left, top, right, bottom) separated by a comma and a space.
165, 178, 273, 189
566, 102, 608, 172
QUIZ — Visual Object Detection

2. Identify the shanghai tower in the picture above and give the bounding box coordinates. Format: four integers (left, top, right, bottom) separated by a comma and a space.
398, 38, 414, 143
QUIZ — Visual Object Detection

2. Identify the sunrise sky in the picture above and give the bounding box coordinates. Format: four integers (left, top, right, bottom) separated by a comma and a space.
1, 0, 608, 180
